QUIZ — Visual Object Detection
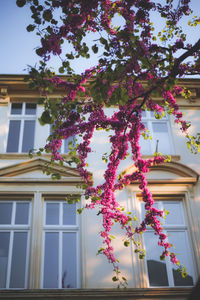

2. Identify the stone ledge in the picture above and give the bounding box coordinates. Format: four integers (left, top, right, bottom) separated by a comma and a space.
0, 288, 192, 300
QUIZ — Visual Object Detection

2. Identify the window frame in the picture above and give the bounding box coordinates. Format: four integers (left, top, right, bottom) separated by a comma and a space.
141, 111, 174, 155
0, 200, 32, 289
140, 197, 196, 288
40, 199, 81, 289
6, 102, 37, 153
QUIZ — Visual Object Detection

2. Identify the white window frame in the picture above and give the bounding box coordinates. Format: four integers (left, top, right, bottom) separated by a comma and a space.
141, 111, 174, 155
6, 102, 37, 153
41, 200, 80, 289
141, 199, 196, 287
0, 200, 31, 289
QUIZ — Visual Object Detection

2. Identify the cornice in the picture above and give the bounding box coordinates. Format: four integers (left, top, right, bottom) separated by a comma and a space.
0, 75, 200, 107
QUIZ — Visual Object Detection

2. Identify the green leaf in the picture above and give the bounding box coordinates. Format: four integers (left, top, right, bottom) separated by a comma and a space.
112, 276, 118, 282
16, 0, 26, 7
124, 241, 130, 247
92, 44, 98, 54
26, 24, 36, 32
43, 9, 53, 22
77, 208, 84, 214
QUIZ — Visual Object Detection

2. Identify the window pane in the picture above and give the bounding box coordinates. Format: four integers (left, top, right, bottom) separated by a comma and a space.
43, 232, 59, 288
6, 120, 21, 152
11, 103, 22, 115
144, 232, 169, 286
22, 120, 35, 152
152, 122, 171, 154
15, 203, 30, 225
25, 103, 36, 115
152, 122, 168, 133
46, 203, 59, 225
141, 111, 147, 118
63, 203, 76, 225
140, 122, 151, 155
163, 202, 185, 225
64, 136, 75, 153
10, 232, 28, 288
62, 233, 77, 288
168, 231, 194, 286
0, 232, 10, 288
0, 203, 12, 224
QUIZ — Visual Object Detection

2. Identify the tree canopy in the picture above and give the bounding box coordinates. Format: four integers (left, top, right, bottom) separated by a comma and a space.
17, 0, 200, 287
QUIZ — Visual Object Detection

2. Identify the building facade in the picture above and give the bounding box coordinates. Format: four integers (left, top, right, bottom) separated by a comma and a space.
0, 75, 199, 299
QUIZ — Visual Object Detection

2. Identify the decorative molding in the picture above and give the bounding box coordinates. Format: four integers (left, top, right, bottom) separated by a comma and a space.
0, 157, 82, 179
0, 75, 200, 107
123, 161, 199, 185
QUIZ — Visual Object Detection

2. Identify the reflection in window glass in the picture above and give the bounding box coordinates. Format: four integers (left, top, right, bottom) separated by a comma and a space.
15, 203, 30, 225
6, 120, 21, 152
140, 121, 151, 155
10, 232, 28, 288
0, 232, 10, 288
22, 120, 35, 153
0, 203, 12, 224
144, 232, 169, 286
163, 202, 185, 225
46, 203, 59, 225
168, 231, 194, 286
63, 203, 76, 225
25, 103, 37, 115
43, 232, 59, 288
11, 103, 22, 115
62, 233, 77, 288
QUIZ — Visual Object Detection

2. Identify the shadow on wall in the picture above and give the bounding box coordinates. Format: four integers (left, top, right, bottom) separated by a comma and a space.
188, 278, 200, 300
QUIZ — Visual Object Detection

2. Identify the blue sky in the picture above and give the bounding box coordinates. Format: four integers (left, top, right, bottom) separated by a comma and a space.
0, 0, 199, 75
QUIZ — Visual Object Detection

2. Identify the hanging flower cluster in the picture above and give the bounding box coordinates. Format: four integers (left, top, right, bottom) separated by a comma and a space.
17, 0, 200, 286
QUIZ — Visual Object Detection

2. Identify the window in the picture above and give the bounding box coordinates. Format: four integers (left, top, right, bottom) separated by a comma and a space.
6, 103, 37, 153
50, 124, 76, 154
140, 111, 174, 155
41, 200, 79, 289
0, 201, 31, 288
142, 200, 195, 287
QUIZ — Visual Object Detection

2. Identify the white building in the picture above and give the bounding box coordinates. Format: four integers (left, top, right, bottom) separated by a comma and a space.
0, 75, 199, 299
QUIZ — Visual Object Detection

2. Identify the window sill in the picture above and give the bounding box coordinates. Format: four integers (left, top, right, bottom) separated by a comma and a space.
0, 154, 181, 162
0, 287, 192, 299
142, 155, 181, 161
0, 153, 71, 160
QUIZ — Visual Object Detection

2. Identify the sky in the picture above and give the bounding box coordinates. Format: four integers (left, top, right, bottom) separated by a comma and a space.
0, 0, 199, 75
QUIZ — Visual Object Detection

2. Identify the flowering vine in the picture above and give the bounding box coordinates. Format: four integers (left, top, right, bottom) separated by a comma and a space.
17, 0, 200, 286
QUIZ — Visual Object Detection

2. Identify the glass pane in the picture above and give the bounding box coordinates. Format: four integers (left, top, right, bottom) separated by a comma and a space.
15, 203, 30, 225
11, 103, 22, 115
144, 232, 169, 286
62, 233, 77, 288
141, 111, 146, 118
46, 203, 59, 225
6, 120, 21, 152
168, 231, 194, 286
64, 136, 75, 153
22, 120, 35, 152
152, 122, 171, 154
163, 202, 185, 225
25, 103, 37, 115
43, 232, 59, 288
63, 203, 76, 225
10, 232, 28, 288
0, 203, 12, 224
0, 232, 10, 288
140, 122, 151, 155
152, 122, 168, 133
